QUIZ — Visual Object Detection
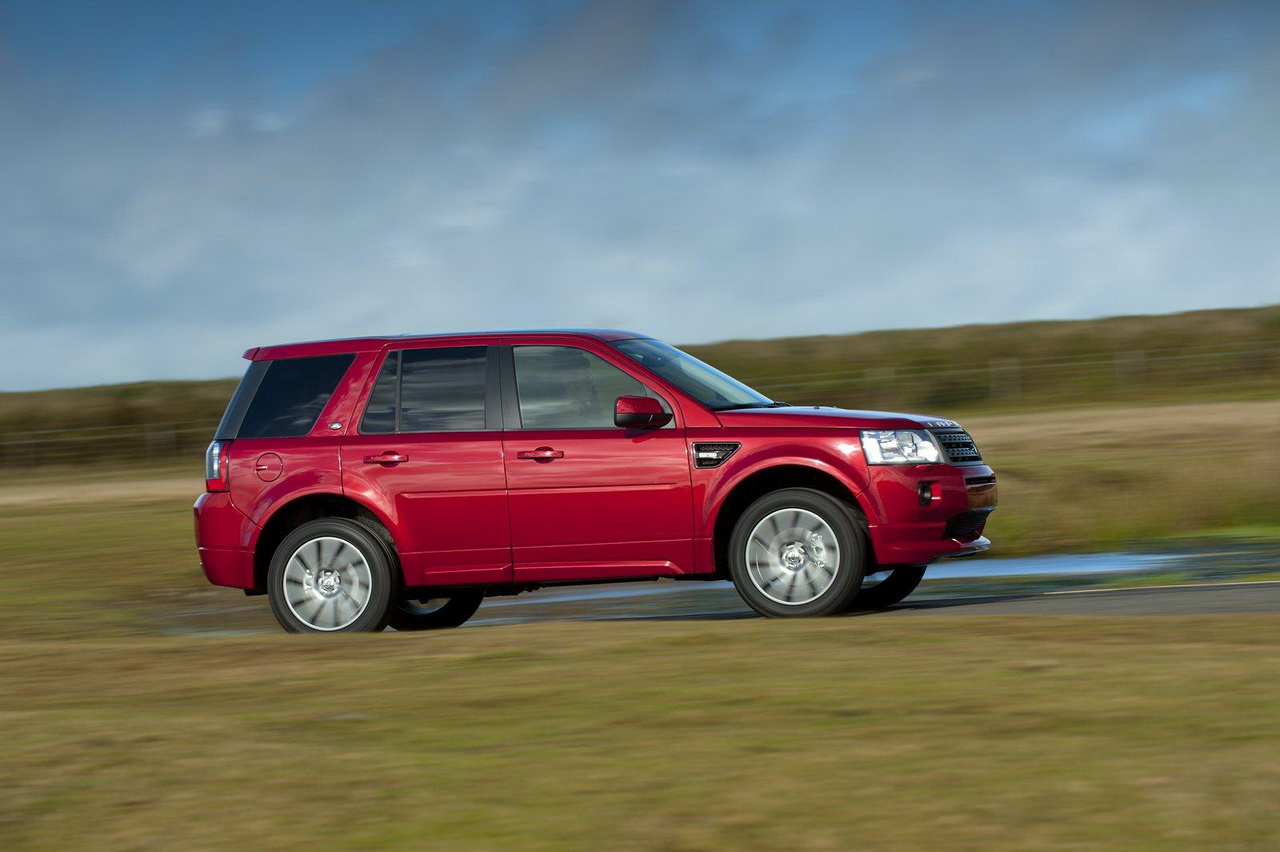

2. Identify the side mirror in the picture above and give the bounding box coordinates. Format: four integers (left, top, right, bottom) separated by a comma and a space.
614, 395, 672, 429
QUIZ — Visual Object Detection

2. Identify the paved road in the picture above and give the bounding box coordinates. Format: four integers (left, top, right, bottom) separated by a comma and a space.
469, 580, 1280, 625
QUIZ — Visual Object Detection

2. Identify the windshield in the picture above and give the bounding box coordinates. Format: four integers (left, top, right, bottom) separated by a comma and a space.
612, 338, 774, 410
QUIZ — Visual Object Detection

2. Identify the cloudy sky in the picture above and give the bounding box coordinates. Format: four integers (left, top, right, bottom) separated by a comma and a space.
1, 0, 1277, 390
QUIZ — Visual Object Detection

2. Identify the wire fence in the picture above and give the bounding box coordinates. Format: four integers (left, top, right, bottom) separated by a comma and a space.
0, 420, 221, 469
1, 343, 1276, 469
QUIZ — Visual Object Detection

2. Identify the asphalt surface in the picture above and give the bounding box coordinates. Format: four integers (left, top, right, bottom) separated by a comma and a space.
469, 580, 1280, 625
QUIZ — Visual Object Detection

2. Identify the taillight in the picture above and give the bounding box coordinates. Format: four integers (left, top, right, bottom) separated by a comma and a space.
205, 440, 232, 492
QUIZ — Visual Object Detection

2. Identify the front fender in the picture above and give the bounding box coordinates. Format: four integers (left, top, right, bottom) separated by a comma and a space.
698, 437, 875, 537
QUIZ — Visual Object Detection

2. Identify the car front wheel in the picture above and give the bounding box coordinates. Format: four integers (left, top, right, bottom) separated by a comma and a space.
727, 488, 867, 618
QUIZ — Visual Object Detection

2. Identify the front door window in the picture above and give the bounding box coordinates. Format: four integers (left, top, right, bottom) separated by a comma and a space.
512, 345, 665, 429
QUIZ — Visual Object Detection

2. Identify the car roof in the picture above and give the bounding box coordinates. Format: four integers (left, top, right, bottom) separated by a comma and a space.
246, 329, 650, 360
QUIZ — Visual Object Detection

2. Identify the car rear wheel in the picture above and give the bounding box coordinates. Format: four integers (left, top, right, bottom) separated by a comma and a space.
267, 518, 394, 633
848, 565, 926, 610
387, 592, 484, 631
727, 488, 866, 618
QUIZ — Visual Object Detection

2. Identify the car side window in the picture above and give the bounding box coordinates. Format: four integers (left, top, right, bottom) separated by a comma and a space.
360, 347, 488, 433
232, 354, 355, 439
512, 346, 668, 429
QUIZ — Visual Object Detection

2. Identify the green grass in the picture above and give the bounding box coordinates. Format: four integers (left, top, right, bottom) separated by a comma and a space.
0, 499, 210, 640
4, 304, 1280, 847
978, 447, 1280, 555
3, 493, 1279, 847
2, 619, 1278, 849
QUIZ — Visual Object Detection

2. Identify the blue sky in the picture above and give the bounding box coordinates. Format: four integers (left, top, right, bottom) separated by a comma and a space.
1, 0, 1277, 390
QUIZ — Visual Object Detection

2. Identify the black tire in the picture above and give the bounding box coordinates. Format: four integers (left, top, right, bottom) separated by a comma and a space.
848, 565, 926, 610
727, 488, 867, 618
267, 518, 395, 633
388, 592, 484, 631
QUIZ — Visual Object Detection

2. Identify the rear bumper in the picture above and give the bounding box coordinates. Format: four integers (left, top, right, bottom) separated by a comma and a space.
198, 546, 254, 589
866, 464, 998, 565
194, 492, 257, 589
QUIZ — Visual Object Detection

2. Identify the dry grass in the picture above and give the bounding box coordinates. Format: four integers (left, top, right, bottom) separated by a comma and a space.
1, 618, 1278, 849
970, 399, 1280, 553
0, 475, 199, 508
2, 399, 1279, 848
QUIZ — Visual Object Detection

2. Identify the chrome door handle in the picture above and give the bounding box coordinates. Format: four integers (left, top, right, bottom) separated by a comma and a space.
364, 452, 409, 465
516, 447, 564, 460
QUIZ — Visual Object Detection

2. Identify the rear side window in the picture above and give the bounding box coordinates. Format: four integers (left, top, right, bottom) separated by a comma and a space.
228, 354, 355, 439
360, 347, 489, 433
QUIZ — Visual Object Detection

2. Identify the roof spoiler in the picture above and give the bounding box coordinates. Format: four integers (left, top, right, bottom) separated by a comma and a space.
242, 347, 260, 360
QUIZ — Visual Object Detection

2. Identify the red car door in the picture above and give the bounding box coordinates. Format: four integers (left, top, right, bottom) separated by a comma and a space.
500, 343, 694, 582
341, 345, 511, 587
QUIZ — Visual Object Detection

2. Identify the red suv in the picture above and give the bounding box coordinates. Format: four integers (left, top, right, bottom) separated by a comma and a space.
195, 331, 997, 632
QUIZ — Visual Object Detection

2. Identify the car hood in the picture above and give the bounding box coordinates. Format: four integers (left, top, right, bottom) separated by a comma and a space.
712, 406, 961, 430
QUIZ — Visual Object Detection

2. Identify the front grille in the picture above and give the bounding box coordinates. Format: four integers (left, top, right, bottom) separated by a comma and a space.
944, 508, 995, 541
932, 427, 983, 465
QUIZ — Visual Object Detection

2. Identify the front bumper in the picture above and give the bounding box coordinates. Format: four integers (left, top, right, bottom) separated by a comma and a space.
865, 463, 998, 565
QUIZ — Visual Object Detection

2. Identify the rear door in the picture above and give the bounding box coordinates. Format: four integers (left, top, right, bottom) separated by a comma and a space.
500, 343, 694, 582
341, 345, 511, 587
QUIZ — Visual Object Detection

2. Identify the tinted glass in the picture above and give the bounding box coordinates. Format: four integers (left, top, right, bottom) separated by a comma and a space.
401, 347, 488, 431
214, 360, 268, 440
513, 346, 653, 429
361, 347, 489, 433
613, 338, 772, 410
236, 354, 354, 439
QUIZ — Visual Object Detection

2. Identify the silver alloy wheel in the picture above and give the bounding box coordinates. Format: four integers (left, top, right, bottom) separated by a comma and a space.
745, 508, 841, 605
282, 535, 373, 631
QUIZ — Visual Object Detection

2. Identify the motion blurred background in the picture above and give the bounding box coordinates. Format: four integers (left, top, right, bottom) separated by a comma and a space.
1, 1, 1278, 848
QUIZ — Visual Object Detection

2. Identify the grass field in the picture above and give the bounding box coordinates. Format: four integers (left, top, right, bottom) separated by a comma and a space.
3, 465, 1279, 847
963, 399, 1280, 553
3, 312, 1279, 847
3, 617, 1279, 848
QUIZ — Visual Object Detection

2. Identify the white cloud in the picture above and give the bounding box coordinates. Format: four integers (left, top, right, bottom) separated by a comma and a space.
1, 0, 1278, 390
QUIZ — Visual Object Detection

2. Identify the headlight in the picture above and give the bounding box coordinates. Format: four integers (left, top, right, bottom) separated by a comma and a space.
860, 429, 942, 464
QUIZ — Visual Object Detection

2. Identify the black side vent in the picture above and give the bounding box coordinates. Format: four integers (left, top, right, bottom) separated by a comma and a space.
692, 442, 740, 469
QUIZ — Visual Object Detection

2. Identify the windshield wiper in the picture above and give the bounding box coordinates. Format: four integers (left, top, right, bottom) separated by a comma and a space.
710, 401, 791, 411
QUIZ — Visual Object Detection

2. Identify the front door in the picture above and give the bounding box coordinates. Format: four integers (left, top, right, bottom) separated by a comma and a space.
341, 345, 511, 587
501, 344, 693, 582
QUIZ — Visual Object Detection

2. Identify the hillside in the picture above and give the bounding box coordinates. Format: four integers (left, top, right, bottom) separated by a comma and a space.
1, 304, 1277, 467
